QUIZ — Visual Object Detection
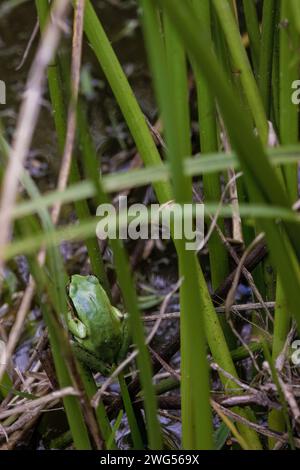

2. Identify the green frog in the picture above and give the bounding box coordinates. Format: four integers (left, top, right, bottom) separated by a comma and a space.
67, 274, 131, 376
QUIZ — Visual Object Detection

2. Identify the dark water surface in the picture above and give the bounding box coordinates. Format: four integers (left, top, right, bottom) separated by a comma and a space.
0, 0, 153, 188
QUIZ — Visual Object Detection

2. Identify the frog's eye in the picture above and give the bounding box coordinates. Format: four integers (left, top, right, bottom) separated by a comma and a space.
87, 275, 98, 285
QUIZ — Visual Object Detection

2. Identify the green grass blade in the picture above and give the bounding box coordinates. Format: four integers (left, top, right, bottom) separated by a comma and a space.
242, 0, 261, 73
212, 0, 268, 142
153, 0, 300, 333
140, 0, 213, 449
259, 0, 278, 116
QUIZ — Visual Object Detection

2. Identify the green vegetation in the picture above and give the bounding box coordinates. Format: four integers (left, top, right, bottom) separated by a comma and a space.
0, 0, 300, 451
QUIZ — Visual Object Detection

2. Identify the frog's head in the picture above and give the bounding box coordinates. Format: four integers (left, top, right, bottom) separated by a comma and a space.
69, 274, 112, 324
69, 274, 99, 298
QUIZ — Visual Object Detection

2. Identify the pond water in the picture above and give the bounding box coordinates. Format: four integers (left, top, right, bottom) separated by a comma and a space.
0, 0, 154, 189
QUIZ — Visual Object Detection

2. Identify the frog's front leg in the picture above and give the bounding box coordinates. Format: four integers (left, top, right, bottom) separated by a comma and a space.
71, 342, 112, 376
117, 314, 131, 363
67, 311, 87, 339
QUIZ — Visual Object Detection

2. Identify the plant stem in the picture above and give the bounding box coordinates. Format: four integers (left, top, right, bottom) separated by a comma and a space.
212, 0, 268, 142
242, 0, 261, 74
259, 0, 278, 116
